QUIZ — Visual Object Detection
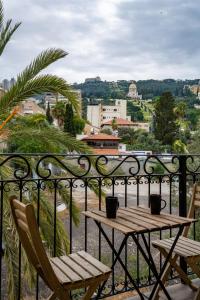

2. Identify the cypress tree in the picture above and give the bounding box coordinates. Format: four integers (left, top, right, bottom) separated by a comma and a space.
64, 103, 75, 136
154, 92, 178, 146
46, 102, 53, 124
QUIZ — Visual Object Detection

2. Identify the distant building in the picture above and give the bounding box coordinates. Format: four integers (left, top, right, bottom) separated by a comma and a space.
131, 122, 150, 132
2, 79, 9, 91
184, 81, 200, 99
85, 76, 101, 83
18, 99, 45, 116
83, 123, 99, 135
127, 82, 142, 99
81, 133, 120, 156
101, 118, 134, 129
87, 100, 130, 128
44, 89, 82, 113
1, 78, 16, 91
101, 117, 150, 132
10, 77, 16, 87
44, 92, 57, 108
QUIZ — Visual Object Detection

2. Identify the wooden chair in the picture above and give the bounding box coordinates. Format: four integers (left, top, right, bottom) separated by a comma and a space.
152, 183, 200, 299
10, 197, 111, 300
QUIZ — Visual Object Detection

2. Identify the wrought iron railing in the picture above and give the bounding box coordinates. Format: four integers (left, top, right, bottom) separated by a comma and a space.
0, 153, 200, 299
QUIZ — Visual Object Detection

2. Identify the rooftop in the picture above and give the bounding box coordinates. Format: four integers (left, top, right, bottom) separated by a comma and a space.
81, 133, 120, 141
92, 148, 119, 155
101, 118, 134, 126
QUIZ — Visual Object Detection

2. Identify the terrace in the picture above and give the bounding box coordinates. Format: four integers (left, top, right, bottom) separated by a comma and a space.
0, 153, 200, 299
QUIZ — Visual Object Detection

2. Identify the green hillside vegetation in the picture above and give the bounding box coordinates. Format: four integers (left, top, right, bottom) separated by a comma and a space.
73, 78, 199, 99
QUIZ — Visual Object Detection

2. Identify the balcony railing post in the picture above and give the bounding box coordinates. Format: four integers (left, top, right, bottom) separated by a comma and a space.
179, 155, 187, 275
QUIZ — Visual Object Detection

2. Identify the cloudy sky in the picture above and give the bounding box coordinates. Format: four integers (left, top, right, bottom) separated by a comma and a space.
1, 0, 200, 83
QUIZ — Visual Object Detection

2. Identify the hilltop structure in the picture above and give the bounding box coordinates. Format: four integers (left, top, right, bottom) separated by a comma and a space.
127, 81, 142, 99
85, 76, 101, 83
184, 80, 200, 99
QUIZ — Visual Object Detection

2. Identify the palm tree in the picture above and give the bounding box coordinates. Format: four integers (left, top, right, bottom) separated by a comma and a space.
174, 102, 186, 120
52, 101, 66, 128
111, 118, 118, 131
0, 1, 85, 298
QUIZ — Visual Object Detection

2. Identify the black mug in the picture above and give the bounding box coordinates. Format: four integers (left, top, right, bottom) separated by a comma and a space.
150, 194, 166, 215
105, 196, 119, 218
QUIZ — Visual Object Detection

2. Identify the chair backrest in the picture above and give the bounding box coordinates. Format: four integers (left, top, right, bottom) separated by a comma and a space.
183, 183, 200, 237
10, 196, 60, 291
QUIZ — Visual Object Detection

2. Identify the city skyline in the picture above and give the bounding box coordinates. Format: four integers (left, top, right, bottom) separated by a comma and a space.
1, 0, 200, 84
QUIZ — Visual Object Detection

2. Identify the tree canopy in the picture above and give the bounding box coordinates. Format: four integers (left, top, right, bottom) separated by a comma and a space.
154, 92, 179, 146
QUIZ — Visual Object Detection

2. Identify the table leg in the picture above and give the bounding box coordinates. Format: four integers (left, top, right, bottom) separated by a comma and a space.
131, 225, 184, 300
150, 225, 184, 299
95, 221, 145, 300
130, 233, 171, 300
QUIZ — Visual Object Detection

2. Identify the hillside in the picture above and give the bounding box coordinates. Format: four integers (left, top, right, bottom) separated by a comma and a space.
73, 78, 199, 99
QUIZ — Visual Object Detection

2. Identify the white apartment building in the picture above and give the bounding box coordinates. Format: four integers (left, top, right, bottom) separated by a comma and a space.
87, 100, 130, 128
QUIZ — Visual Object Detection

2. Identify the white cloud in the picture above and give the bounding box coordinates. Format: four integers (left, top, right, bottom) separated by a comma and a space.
1, 0, 200, 83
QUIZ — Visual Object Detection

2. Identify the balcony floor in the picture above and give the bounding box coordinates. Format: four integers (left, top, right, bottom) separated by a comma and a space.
127, 278, 200, 300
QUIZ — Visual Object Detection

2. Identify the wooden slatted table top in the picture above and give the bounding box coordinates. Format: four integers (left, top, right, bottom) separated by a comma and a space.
82, 206, 196, 235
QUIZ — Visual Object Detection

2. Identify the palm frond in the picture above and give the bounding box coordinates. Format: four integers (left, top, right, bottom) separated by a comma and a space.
0, 74, 79, 115
17, 48, 68, 85
7, 126, 92, 154
0, 19, 21, 56
0, 0, 3, 29
3, 205, 19, 300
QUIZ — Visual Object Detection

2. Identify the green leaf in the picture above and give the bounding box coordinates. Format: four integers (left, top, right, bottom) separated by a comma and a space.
0, 19, 21, 56
0, 74, 79, 115
0, 0, 4, 29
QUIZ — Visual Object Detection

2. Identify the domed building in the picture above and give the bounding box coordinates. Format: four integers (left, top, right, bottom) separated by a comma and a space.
127, 81, 142, 99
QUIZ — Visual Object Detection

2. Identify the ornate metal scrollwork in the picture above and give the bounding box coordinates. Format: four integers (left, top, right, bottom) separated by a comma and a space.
95, 155, 140, 176
186, 155, 200, 174
0, 154, 31, 179
35, 154, 92, 179
143, 155, 179, 175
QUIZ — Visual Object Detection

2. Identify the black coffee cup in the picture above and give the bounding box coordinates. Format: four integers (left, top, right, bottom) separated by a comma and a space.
105, 196, 119, 218
150, 194, 166, 215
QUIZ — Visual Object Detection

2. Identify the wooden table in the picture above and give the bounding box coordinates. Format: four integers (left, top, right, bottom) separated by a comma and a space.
83, 206, 195, 300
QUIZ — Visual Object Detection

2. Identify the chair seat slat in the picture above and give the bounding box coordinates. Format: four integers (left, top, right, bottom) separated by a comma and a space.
78, 251, 111, 274
51, 257, 83, 282
50, 262, 71, 284
152, 237, 200, 257
69, 253, 103, 277
60, 255, 92, 280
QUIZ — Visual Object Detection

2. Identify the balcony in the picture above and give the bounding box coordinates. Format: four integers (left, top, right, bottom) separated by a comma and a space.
0, 153, 200, 299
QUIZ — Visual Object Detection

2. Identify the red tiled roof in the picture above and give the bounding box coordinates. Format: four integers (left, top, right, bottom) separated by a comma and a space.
92, 149, 119, 155
82, 133, 120, 141
101, 118, 134, 126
